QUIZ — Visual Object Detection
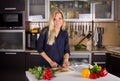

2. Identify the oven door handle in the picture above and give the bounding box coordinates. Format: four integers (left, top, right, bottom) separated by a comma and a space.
5, 52, 17, 55
4, 7, 16, 10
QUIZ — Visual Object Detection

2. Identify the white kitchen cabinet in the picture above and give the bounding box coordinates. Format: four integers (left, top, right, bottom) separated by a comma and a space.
27, 0, 48, 21
93, 0, 114, 21
27, 0, 114, 21
48, 0, 114, 21
48, 0, 92, 21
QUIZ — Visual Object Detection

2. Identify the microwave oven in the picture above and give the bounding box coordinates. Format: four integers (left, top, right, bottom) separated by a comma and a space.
0, 30, 25, 52
0, 11, 24, 29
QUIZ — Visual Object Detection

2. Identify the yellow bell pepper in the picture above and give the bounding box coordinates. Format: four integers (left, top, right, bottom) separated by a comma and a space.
81, 68, 90, 78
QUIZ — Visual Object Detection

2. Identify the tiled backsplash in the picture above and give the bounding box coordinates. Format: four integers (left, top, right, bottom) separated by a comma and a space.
26, 21, 120, 47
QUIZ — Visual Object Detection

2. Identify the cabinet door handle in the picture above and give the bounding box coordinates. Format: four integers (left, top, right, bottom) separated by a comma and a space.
4, 8, 16, 10
93, 62, 106, 64
93, 53, 106, 55
5, 52, 16, 54
30, 52, 39, 55
111, 54, 120, 58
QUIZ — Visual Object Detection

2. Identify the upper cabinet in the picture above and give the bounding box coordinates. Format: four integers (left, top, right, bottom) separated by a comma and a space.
48, 0, 114, 21
0, 0, 25, 12
26, 0, 114, 21
48, 0, 92, 21
93, 0, 114, 21
27, 0, 48, 21
114, 0, 120, 20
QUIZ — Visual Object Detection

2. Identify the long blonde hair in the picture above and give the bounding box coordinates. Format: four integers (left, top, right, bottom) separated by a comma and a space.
47, 10, 66, 45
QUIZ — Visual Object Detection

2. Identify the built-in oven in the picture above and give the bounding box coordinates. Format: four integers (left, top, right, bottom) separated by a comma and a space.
0, 30, 25, 52
0, 11, 24, 29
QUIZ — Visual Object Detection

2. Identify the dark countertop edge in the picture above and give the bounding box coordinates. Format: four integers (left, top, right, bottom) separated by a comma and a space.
107, 50, 120, 55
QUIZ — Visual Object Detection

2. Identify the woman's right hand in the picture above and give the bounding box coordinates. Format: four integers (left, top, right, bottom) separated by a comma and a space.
49, 61, 58, 68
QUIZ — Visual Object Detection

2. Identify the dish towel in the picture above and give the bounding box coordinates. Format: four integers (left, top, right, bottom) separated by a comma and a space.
93, 28, 98, 46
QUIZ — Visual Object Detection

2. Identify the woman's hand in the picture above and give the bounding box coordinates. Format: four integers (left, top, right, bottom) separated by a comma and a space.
49, 61, 58, 68
62, 59, 70, 67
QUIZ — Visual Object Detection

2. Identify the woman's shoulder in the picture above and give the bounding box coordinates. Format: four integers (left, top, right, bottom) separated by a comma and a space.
61, 29, 68, 34
61, 29, 68, 37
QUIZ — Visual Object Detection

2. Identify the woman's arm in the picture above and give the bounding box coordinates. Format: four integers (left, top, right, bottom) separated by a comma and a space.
62, 53, 70, 67
63, 31, 71, 67
37, 27, 58, 68
40, 51, 58, 68
64, 53, 70, 61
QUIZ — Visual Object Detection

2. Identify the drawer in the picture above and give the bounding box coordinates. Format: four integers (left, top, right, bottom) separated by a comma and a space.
70, 53, 91, 64
92, 53, 106, 67
92, 53, 106, 62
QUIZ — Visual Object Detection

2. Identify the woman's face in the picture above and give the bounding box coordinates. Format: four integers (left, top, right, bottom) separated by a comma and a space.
54, 12, 63, 29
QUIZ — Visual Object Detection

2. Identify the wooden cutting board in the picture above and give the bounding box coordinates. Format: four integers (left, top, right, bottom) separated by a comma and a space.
53, 67, 75, 76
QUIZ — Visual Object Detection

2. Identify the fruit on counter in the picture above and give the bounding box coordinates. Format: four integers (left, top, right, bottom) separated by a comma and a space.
81, 68, 90, 78
81, 63, 108, 79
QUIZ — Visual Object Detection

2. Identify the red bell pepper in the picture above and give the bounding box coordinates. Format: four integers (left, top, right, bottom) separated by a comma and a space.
99, 68, 108, 77
89, 73, 100, 79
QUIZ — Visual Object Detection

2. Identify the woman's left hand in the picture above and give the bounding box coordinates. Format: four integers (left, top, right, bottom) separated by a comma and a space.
62, 59, 70, 67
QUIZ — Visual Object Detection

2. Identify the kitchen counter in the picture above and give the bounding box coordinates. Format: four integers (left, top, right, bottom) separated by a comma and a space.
26, 71, 120, 81
26, 64, 120, 81
106, 46, 120, 55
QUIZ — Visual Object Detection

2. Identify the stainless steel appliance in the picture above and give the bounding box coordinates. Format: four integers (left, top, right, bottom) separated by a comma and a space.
70, 52, 91, 64
0, 11, 24, 29
26, 32, 40, 49
0, 30, 25, 52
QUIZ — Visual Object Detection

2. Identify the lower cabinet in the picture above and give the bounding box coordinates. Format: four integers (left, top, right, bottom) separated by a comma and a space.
0, 52, 28, 81
106, 53, 120, 77
92, 52, 106, 68
0, 52, 25, 70
25, 52, 41, 70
